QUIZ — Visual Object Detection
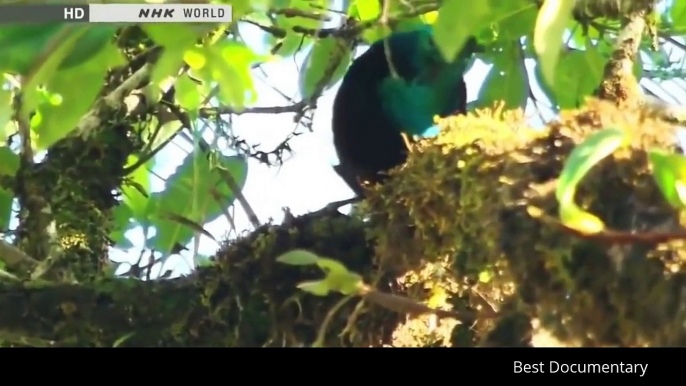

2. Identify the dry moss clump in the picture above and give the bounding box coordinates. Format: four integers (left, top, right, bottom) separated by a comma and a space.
364, 99, 686, 346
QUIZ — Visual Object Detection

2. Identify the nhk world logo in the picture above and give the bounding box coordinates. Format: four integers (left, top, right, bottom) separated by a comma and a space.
89, 4, 232, 23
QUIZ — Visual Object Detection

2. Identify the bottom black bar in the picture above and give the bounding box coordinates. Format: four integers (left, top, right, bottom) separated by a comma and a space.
2, 347, 681, 378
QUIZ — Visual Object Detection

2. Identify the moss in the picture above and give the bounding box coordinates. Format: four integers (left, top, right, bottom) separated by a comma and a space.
361, 98, 686, 346
208, 211, 400, 347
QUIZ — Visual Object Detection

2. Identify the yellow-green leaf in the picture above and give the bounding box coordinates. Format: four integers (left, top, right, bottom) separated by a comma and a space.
556, 128, 627, 205
649, 149, 686, 209
556, 128, 627, 233
297, 280, 331, 296
277, 249, 320, 266
671, 0, 686, 30
533, 0, 576, 87
175, 75, 202, 111
559, 202, 605, 234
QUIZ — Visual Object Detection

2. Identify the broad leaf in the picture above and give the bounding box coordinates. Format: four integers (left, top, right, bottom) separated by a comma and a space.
477, 42, 527, 109
32, 28, 125, 150
433, 0, 491, 62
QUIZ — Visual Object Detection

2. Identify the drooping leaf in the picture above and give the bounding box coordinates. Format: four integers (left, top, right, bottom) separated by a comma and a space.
299, 37, 352, 99
148, 152, 248, 256
122, 154, 154, 225
556, 128, 628, 233
533, 0, 576, 87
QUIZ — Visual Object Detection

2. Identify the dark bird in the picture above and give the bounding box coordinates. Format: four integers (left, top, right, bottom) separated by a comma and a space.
332, 26, 477, 197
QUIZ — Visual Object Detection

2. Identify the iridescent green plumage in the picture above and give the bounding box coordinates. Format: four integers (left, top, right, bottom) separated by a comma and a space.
377, 26, 475, 136
332, 26, 478, 195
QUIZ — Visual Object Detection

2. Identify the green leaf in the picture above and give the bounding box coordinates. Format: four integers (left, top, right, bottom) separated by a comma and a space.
0, 24, 63, 74
0, 89, 11, 136
0, 24, 117, 76
122, 155, 154, 224
551, 49, 606, 108
277, 249, 320, 266
175, 75, 202, 112
0, 146, 17, 231
183, 47, 207, 70
203, 40, 262, 111
109, 201, 135, 249
533, 0, 576, 87
556, 128, 627, 233
21, 26, 89, 118
315, 257, 349, 276
316, 258, 362, 295
353, 0, 380, 20
144, 119, 183, 152
148, 152, 248, 256
297, 280, 331, 296
59, 26, 119, 70
671, 0, 686, 30
299, 37, 352, 99
0, 146, 20, 178
433, 0, 491, 62
559, 204, 606, 234
493, 0, 538, 40
144, 24, 206, 100
32, 33, 125, 150
476, 42, 527, 109
112, 332, 135, 348
649, 149, 686, 209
